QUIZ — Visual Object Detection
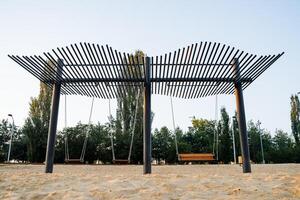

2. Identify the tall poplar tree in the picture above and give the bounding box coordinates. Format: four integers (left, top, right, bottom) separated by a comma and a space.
290, 95, 300, 145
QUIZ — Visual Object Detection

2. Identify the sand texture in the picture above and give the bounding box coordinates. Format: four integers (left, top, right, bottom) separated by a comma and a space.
0, 164, 299, 200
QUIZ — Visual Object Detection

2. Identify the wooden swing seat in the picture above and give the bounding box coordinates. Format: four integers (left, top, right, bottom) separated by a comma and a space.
65, 159, 83, 164
178, 153, 215, 162
112, 159, 130, 164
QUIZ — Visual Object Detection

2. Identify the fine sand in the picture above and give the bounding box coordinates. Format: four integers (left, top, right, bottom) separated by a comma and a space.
0, 164, 299, 200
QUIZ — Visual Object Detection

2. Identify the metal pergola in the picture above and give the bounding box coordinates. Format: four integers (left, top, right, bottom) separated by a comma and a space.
9, 42, 284, 174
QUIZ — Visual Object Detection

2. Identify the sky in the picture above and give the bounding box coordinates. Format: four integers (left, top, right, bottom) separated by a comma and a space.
0, 0, 299, 135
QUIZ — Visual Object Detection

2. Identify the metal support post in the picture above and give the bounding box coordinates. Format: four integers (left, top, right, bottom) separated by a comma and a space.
143, 57, 152, 174
233, 58, 251, 173
45, 59, 63, 173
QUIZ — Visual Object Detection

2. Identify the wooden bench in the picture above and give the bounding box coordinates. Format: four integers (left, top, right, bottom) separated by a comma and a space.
178, 153, 215, 162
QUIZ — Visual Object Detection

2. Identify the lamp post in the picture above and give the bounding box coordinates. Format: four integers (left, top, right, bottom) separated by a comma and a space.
257, 120, 265, 164
7, 114, 15, 162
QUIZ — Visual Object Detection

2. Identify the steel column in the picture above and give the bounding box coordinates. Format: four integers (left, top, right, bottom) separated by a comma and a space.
143, 57, 152, 174
45, 59, 63, 173
233, 58, 251, 173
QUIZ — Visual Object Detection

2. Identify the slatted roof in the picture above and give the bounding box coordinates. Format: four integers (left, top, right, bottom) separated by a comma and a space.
8, 42, 284, 99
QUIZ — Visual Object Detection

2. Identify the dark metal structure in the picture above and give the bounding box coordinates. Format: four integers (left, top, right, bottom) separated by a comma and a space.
9, 42, 284, 174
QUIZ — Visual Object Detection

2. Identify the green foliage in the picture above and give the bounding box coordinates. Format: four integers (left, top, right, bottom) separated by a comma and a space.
218, 107, 232, 163
113, 50, 145, 163
22, 82, 52, 163
290, 95, 300, 145
187, 118, 215, 153
0, 120, 10, 162
270, 130, 295, 163
55, 123, 112, 163
152, 127, 172, 162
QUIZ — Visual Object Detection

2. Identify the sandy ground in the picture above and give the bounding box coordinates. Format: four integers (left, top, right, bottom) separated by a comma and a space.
0, 164, 299, 200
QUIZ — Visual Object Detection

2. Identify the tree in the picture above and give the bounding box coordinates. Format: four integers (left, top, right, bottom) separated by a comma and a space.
232, 112, 241, 161
114, 50, 146, 163
152, 127, 173, 163
0, 120, 10, 162
55, 123, 112, 164
218, 107, 232, 163
189, 118, 215, 153
22, 82, 52, 162
271, 130, 294, 163
290, 95, 300, 145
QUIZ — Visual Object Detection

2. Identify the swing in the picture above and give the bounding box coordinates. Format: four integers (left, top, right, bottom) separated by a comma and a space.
170, 96, 218, 163
64, 96, 94, 164
108, 89, 140, 164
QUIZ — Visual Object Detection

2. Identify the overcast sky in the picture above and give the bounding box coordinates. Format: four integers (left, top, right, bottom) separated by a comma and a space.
0, 0, 299, 135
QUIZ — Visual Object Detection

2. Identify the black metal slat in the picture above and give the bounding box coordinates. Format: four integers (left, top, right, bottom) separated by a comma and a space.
206, 46, 233, 97
23, 56, 53, 82
93, 44, 111, 98
195, 42, 211, 98
115, 50, 131, 96
22, 56, 71, 95
158, 55, 163, 95
51, 49, 91, 97
60, 47, 81, 79
220, 53, 254, 94
135, 53, 143, 80
84, 43, 103, 98
202, 44, 224, 97
239, 55, 270, 82
209, 47, 236, 96
161, 54, 167, 95
100, 45, 117, 98
87, 43, 106, 98
80, 43, 99, 98
130, 54, 140, 92
212, 50, 243, 96
228, 55, 274, 94
242, 53, 283, 91
226, 55, 272, 94
154, 56, 158, 94
191, 42, 207, 98
201, 43, 220, 97
109, 47, 125, 98
67, 45, 94, 97
199, 42, 217, 97
174, 47, 186, 97
187, 42, 203, 98
166, 50, 176, 96
66, 45, 87, 80
150, 57, 154, 94
76, 43, 93, 78
183, 43, 198, 98
170, 49, 181, 97
163, 52, 171, 95
181, 44, 194, 98
107, 45, 121, 79
109, 47, 126, 98
218, 52, 248, 94
70, 44, 94, 97
178, 45, 192, 98
31, 55, 74, 95
55, 48, 85, 96
10, 55, 52, 88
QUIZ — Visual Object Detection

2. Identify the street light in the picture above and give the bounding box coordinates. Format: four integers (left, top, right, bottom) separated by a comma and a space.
257, 120, 265, 164
7, 114, 15, 163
